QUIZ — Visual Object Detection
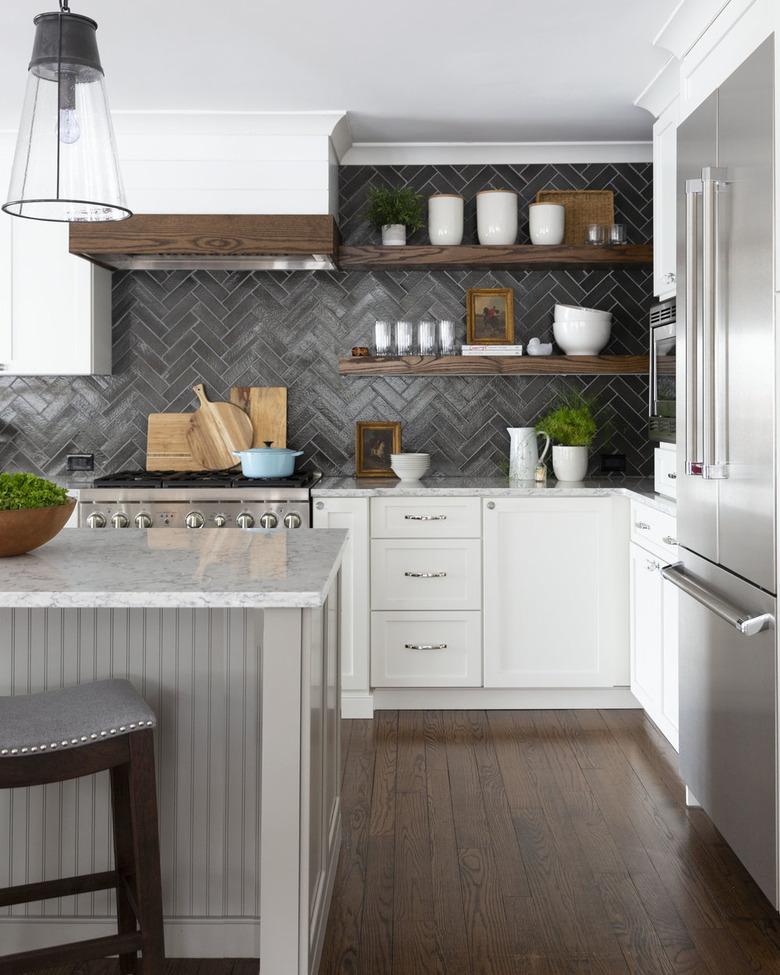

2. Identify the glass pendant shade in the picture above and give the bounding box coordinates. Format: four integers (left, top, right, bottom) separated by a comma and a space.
3, 10, 131, 222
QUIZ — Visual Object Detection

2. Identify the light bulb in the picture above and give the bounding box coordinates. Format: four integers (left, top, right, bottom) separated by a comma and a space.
58, 108, 81, 144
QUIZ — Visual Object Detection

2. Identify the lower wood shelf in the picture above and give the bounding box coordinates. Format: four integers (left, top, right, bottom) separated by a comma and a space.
338, 355, 649, 376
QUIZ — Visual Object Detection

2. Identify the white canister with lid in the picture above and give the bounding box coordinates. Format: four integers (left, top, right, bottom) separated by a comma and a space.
476, 189, 518, 245
428, 194, 464, 245
528, 202, 565, 245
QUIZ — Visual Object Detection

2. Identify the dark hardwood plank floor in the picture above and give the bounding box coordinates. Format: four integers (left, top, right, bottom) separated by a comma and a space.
319, 709, 780, 975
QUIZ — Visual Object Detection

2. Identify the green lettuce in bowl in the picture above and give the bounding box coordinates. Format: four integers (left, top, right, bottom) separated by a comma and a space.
0, 473, 74, 557
0, 472, 69, 511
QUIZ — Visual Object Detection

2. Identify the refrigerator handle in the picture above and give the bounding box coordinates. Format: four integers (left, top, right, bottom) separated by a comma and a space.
662, 563, 775, 636
701, 166, 729, 479
684, 178, 703, 475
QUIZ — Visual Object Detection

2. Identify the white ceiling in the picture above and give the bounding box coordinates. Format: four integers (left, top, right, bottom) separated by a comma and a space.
0, 0, 678, 142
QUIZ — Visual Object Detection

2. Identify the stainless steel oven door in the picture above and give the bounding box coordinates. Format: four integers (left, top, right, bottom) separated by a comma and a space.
649, 321, 676, 419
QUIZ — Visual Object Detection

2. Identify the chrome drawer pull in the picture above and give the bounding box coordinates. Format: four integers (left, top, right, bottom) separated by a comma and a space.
662, 535, 678, 546
645, 558, 661, 572
404, 643, 448, 651
404, 514, 447, 521
634, 521, 650, 530
404, 571, 447, 578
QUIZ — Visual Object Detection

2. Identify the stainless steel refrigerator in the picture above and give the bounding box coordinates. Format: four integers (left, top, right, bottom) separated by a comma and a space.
663, 35, 778, 906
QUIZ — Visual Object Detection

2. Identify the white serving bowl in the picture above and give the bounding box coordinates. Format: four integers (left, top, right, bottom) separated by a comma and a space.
553, 319, 612, 356
391, 453, 430, 481
554, 303, 612, 324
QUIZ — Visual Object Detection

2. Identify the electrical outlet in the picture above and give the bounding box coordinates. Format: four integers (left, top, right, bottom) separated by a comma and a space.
67, 453, 94, 472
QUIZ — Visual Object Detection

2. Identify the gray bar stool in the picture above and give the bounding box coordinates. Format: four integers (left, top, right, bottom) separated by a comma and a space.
0, 679, 165, 975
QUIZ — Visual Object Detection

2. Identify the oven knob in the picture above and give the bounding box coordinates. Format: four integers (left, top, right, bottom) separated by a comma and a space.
214, 514, 227, 528
259, 512, 278, 529
236, 512, 255, 530
283, 512, 302, 529
185, 511, 205, 529
111, 512, 129, 529
86, 511, 106, 529
134, 512, 152, 529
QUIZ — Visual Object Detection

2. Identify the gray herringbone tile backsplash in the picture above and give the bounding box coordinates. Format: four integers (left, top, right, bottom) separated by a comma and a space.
0, 163, 655, 479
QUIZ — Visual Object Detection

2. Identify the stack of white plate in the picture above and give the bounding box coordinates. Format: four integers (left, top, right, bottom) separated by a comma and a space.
553, 303, 612, 356
391, 453, 430, 482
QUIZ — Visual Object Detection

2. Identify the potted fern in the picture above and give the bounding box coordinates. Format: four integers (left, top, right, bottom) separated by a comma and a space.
536, 392, 596, 482
0, 472, 75, 557
365, 186, 424, 245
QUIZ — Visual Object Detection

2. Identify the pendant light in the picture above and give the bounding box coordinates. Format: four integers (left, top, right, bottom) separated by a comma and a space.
2, 0, 131, 222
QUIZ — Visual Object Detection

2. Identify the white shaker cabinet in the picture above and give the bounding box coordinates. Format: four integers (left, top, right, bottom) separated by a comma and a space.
313, 497, 370, 712
653, 99, 679, 300
482, 497, 629, 688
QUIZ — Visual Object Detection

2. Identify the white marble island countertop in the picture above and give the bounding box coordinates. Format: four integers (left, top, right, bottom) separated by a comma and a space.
0, 528, 349, 609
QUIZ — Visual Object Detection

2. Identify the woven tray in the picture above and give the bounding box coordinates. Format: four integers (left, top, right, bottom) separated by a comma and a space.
535, 189, 615, 245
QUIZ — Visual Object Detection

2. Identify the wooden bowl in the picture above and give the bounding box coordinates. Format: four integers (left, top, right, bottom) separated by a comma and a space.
0, 499, 76, 557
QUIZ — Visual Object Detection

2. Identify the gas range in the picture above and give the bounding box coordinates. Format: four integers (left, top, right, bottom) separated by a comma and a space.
77, 469, 320, 530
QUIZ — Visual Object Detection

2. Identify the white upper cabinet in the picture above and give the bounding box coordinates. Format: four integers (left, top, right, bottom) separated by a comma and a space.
652, 100, 679, 300
482, 497, 629, 688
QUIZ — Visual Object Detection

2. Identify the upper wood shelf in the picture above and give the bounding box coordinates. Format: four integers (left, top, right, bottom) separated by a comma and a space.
337, 243, 653, 271
338, 355, 649, 377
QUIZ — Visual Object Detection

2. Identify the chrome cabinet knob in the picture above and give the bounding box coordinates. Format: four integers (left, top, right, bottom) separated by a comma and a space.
634, 521, 650, 530
134, 512, 152, 529
662, 535, 678, 546
185, 511, 205, 529
645, 558, 661, 571
86, 511, 106, 528
259, 512, 278, 529
663, 271, 676, 284
236, 512, 255, 529
667, 472, 677, 479
283, 512, 302, 529
486, 501, 496, 510
315, 501, 325, 510
214, 514, 227, 528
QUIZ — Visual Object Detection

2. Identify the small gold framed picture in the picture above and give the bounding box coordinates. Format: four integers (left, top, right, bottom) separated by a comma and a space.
466, 287, 515, 345
355, 421, 401, 477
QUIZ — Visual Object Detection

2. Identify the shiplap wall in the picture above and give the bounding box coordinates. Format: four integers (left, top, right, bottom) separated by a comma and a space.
0, 607, 261, 921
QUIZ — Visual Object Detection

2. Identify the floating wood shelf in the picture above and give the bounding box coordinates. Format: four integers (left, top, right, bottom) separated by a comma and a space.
337, 243, 653, 271
338, 355, 649, 377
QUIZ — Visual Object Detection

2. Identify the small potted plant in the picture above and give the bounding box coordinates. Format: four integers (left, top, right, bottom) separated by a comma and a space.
536, 392, 596, 482
0, 472, 75, 557
365, 185, 424, 246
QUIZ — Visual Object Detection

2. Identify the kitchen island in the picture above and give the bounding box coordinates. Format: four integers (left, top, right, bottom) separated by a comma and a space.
0, 528, 348, 974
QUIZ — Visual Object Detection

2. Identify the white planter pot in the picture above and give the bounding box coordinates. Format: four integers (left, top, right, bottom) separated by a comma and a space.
476, 190, 517, 245
428, 194, 464, 245
528, 203, 565, 245
381, 224, 406, 246
552, 445, 589, 482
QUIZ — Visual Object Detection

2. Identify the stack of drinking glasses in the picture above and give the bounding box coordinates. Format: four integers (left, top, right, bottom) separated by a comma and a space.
374, 319, 457, 357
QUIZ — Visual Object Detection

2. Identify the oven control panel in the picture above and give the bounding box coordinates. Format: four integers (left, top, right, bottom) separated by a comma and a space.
78, 500, 310, 530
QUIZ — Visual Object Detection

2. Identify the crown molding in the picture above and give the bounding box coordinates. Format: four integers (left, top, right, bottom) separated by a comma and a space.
653, 0, 731, 57
339, 141, 652, 165
634, 56, 681, 117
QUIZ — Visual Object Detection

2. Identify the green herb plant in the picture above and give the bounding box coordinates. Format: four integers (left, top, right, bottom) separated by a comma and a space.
365, 185, 424, 233
0, 472, 69, 511
536, 392, 597, 447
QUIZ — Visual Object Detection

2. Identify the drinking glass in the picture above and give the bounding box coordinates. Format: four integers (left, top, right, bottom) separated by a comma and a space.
418, 320, 437, 356
395, 320, 413, 356
586, 223, 606, 245
374, 320, 393, 357
608, 223, 627, 245
438, 319, 456, 355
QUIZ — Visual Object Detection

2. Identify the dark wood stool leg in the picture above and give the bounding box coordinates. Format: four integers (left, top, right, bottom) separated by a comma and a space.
127, 729, 165, 975
111, 761, 139, 975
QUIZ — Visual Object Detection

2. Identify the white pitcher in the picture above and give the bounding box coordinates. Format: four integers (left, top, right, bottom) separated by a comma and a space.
507, 427, 551, 481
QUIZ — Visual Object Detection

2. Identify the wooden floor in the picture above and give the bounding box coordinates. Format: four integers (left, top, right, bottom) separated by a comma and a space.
319, 709, 780, 975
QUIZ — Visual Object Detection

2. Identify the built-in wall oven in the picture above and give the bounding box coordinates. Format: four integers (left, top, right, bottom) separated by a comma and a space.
649, 299, 676, 443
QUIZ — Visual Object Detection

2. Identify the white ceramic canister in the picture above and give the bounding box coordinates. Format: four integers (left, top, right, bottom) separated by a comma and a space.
381, 224, 407, 245
476, 189, 518, 245
428, 194, 464, 245
528, 202, 565, 245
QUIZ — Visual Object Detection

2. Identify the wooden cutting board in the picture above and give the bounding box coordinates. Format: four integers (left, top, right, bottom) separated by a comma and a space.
186, 383, 253, 470
229, 387, 287, 448
147, 413, 200, 471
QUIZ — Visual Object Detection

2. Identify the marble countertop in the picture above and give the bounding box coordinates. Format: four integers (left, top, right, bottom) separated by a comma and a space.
0, 528, 349, 609
313, 476, 676, 515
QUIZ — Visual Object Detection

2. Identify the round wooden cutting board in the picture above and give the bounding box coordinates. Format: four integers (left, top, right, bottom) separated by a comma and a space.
186, 383, 253, 470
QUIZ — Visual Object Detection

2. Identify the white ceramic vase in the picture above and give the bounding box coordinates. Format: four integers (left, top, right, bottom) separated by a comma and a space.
476, 190, 518, 245
552, 445, 589, 482
428, 194, 464, 245
528, 203, 565, 245
382, 224, 406, 246
507, 427, 551, 481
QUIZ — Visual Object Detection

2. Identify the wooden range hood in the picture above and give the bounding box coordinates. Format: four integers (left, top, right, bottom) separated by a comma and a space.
69, 213, 339, 271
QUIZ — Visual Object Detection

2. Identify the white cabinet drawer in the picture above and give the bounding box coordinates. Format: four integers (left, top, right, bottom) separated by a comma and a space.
371, 497, 481, 538
371, 538, 481, 610
371, 611, 482, 687
631, 501, 678, 559
653, 447, 678, 499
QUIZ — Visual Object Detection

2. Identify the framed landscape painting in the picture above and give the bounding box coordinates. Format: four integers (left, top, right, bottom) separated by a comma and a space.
466, 288, 515, 345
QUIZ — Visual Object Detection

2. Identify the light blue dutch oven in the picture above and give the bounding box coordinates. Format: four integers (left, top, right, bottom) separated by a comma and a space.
233, 442, 303, 478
